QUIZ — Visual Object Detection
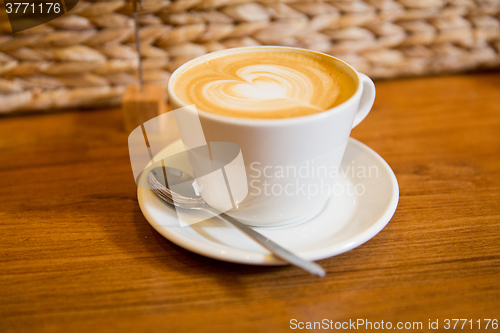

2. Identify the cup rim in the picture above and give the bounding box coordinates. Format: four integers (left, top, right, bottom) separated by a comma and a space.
167, 46, 364, 126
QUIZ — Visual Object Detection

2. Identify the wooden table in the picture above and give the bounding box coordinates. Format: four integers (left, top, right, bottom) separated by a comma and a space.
1, 72, 499, 332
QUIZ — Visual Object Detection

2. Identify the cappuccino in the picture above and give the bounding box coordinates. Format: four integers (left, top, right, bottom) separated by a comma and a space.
172, 49, 357, 119
168, 46, 376, 226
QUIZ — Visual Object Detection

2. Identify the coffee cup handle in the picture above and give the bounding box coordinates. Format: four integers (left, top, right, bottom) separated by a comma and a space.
352, 73, 376, 128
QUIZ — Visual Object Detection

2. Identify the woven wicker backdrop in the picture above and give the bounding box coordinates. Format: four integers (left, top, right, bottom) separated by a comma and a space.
1, 0, 499, 113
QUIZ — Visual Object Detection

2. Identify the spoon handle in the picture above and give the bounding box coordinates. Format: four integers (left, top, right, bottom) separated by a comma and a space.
213, 211, 326, 277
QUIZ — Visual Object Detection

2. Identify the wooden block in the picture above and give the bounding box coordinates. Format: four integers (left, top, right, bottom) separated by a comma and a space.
121, 84, 170, 133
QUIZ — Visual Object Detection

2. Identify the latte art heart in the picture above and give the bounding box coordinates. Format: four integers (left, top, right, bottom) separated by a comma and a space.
173, 50, 357, 119
202, 65, 323, 112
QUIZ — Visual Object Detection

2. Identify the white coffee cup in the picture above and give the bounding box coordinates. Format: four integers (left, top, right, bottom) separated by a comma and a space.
167, 46, 375, 227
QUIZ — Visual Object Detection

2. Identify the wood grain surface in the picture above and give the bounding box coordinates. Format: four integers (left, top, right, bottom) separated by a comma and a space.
1, 72, 499, 333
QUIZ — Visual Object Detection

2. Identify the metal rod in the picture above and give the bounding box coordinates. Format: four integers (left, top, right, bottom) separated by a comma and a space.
133, 0, 144, 93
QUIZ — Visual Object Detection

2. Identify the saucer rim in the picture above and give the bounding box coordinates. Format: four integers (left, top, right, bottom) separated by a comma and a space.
137, 138, 399, 265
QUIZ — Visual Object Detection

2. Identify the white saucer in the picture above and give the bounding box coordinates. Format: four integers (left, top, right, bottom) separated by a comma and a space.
137, 138, 399, 265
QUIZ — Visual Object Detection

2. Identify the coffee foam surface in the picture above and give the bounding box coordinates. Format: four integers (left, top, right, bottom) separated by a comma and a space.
173, 50, 357, 119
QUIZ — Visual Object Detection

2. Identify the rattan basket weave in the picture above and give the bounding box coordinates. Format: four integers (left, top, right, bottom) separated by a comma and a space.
1, 0, 499, 113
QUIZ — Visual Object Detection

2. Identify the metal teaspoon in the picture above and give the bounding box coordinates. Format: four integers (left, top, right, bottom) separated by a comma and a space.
147, 167, 326, 277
